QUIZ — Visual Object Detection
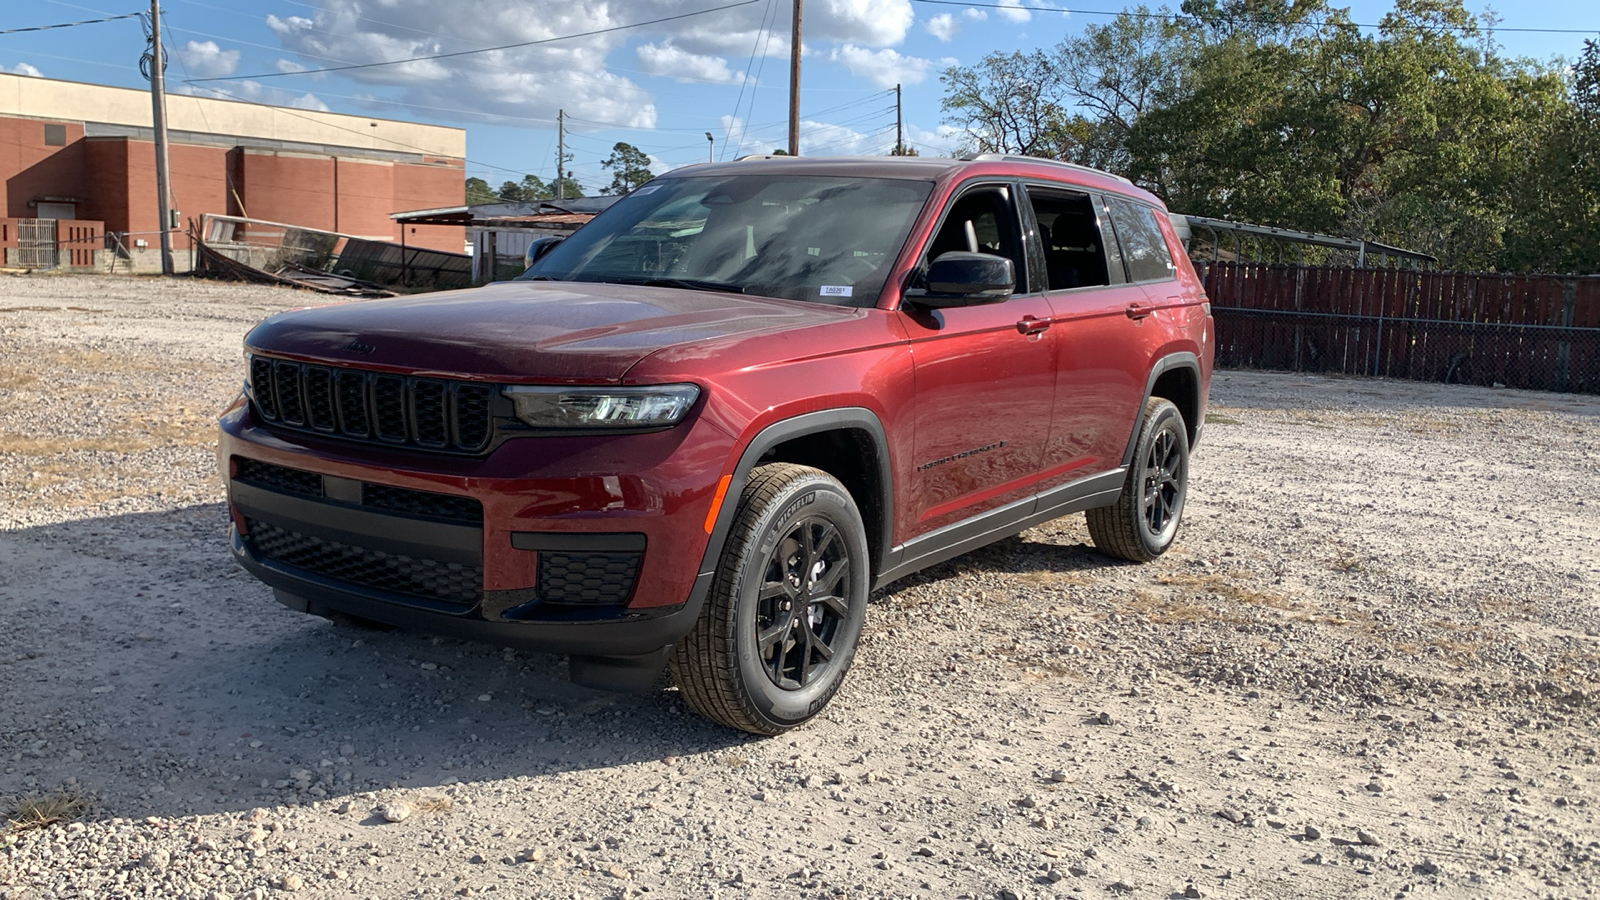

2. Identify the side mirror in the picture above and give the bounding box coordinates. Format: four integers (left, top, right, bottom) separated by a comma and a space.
914, 251, 1014, 308
523, 235, 564, 270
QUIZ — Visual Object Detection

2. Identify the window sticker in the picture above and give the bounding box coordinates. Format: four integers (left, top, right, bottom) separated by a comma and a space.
819, 285, 853, 297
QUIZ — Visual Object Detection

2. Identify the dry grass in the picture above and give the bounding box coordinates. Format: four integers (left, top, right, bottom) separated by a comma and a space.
413, 795, 453, 814
1204, 412, 1244, 426
3, 790, 87, 833
1155, 571, 1296, 610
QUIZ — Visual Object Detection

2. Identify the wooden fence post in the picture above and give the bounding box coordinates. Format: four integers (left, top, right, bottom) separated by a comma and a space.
1558, 278, 1577, 393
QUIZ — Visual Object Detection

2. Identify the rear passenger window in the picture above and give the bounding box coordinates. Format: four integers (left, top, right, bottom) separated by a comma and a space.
1106, 196, 1175, 283
1025, 187, 1113, 292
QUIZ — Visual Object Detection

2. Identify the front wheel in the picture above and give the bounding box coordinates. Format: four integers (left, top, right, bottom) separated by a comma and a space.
1087, 397, 1190, 562
670, 464, 870, 734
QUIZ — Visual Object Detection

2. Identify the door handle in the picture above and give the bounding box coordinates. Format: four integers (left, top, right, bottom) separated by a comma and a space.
1016, 315, 1052, 335
1125, 302, 1152, 320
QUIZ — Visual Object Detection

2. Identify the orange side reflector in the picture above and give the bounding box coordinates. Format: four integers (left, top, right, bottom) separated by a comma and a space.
704, 474, 732, 534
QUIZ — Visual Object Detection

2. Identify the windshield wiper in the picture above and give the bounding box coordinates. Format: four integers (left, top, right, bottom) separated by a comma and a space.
610, 277, 746, 295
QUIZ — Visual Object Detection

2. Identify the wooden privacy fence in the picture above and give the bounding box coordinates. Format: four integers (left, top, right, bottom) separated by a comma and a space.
1201, 262, 1600, 394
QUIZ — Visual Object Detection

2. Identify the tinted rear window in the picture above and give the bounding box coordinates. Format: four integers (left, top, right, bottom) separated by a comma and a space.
1106, 197, 1175, 283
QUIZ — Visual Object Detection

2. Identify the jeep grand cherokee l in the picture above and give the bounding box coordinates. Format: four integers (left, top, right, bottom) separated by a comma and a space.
219, 154, 1214, 734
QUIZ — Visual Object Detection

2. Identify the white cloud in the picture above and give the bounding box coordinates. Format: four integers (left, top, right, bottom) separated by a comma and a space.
4, 62, 43, 77
831, 45, 947, 89
962, 7, 988, 19
177, 40, 241, 78
996, 2, 1032, 23
635, 44, 743, 84
925, 13, 959, 41
177, 80, 329, 112
258, 0, 917, 126
275, 58, 310, 75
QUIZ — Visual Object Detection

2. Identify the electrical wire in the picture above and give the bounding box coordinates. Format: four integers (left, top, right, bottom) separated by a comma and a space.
189, 0, 764, 83
910, 0, 1600, 35
0, 12, 140, 34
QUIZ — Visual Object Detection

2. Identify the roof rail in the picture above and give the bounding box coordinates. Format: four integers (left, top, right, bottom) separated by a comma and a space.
957, 152, 1134, 185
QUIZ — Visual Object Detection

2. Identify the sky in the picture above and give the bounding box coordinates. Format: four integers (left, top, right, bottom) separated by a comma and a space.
2, 0, 1596, 196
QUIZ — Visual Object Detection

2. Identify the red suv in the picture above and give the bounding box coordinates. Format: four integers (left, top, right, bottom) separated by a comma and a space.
219, 154, 1213, 734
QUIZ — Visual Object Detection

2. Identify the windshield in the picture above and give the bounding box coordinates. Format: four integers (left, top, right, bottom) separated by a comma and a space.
527, 174, 934, 307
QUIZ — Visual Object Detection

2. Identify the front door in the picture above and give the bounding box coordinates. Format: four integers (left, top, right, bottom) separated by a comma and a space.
898, 183, 1059, 536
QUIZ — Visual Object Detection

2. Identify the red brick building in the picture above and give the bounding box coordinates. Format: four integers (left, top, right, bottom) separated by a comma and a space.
1, 73, 465, 268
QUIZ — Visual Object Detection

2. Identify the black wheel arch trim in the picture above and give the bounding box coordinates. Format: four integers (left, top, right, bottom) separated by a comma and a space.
1120, 352, 1202, 468
688, 408, 894, 611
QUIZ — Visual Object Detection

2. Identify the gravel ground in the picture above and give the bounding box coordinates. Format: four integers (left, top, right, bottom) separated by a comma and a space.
1, 273, 1596, 900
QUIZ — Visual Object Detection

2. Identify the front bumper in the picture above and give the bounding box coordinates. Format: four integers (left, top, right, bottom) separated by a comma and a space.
218, 400, 734, 669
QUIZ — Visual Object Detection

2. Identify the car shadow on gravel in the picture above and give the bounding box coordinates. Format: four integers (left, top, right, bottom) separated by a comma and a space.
0, 506, 755, 823
871, 528, 1126, 604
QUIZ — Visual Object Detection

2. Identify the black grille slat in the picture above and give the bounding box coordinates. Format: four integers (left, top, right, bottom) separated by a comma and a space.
454, 385, 492, 449
236, 458, 323, 497
250, 357, 278, 419
372, 376, 408, 443
362, 484, 483, 525
303, 367, 336, 431
413, 381, 449, 446
274, 361, 305, 425
539, 552, 642, 606
247, 519, 482, 607
248, 356, 497, 454
335, 370, 370, 437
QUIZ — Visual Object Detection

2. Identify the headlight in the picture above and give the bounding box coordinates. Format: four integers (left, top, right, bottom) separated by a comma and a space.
502, 384, 700, 429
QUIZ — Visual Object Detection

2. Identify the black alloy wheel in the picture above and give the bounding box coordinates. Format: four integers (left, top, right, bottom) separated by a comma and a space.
671, 463, 870, 734
1087, 397, 1190, 562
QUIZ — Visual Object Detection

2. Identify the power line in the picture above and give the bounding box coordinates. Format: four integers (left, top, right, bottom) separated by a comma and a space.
909, 0, 1600, 35
0, 11, 141, 34
190, 0, 764, 83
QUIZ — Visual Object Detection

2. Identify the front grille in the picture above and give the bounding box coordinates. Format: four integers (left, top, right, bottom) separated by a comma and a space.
249, 355, 494, 454
539, 552, 642, 605
236, 458, 323, 497
247, 518, 482, 607
363, 484, 483, 525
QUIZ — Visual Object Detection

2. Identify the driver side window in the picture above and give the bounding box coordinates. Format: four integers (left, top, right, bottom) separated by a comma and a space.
923, 186, 1027, 289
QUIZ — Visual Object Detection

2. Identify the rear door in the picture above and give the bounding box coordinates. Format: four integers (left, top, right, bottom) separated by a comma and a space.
898, 182, 1060, 535
1027, 185, 1147, 479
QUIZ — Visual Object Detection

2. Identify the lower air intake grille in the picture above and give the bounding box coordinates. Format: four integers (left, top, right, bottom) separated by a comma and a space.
247, 519, 482, 607
235, 458, 323, 498
362, 484, 483, 525
539, 552, 642, 606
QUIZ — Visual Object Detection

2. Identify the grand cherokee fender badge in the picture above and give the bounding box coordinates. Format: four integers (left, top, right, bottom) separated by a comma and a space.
343, 340, 377, 355
917, 441, 1006, 472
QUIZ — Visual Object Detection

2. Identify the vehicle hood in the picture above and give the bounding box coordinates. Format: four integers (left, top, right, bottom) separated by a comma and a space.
244, 280, 860, 382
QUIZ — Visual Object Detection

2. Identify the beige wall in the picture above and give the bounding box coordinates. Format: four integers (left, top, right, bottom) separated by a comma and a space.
0, 72, 464, 159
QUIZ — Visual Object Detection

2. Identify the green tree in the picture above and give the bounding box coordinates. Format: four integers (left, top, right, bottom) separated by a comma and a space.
549, 175, 585, 200
601, 142, 654, 195
465, 176, 496, 205
497, 180, 524, 202
518, 174, 552, 201
1502, 40, 1600, 272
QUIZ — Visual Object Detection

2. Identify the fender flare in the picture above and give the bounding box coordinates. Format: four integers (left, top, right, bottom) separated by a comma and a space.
1120, 351, 1201, 468
685, 408, 894, 611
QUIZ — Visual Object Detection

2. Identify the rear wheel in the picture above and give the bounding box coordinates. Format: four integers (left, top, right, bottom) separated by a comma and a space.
670, 464, 869, 734
1087, 397, 1190, 562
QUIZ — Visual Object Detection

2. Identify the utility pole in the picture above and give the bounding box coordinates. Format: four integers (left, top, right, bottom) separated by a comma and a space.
147, 0, 175, 274
894, 83, 903, 155
788, 0, 802, 156
556, 109, 565, 201
705, 132, 714, 163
